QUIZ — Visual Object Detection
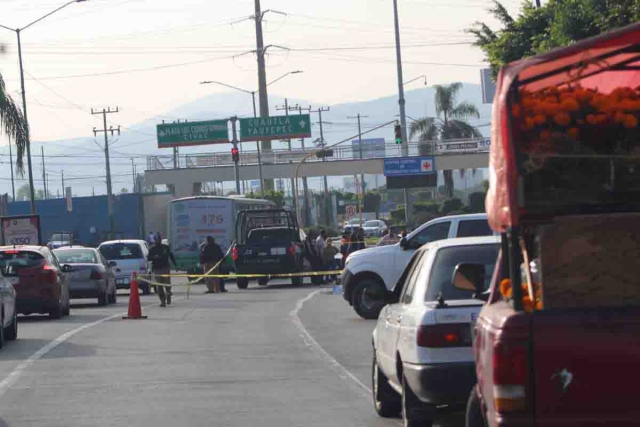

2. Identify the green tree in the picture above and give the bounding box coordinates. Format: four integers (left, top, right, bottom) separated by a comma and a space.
468, 0, 640, 78
363, 191, 382, 217
0, 72, 28, 173
409, 83, 482, 197
16, 183, 43, 201
260, 190, 285, 208
120, 188, 128, 194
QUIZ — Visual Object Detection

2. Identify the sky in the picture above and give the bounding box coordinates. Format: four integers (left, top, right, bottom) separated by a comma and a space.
0, 0, 524, 196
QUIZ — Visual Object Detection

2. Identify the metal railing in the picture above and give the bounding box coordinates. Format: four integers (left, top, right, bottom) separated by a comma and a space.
146, 138, 490, 171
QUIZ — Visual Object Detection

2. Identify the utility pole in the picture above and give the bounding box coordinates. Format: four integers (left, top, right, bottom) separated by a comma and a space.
230, 117, 242, 194
131, 158, 136, 192
254, 0, 273, 191
61, 170, 64, 199
392, 0, 412, 228
8, 142, 15, 201
347, 113, 369, 196
92, 107, 120, 239
276, 98, 298, 214
46, 173, 49, 200
289, 104, 312, 226
40, 146, 47, 199
311, 106, 332, 226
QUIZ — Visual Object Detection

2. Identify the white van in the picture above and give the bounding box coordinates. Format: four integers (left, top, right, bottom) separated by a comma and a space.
98, 240, 152, 294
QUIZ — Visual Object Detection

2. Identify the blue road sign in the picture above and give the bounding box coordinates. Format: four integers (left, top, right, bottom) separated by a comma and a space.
384, 157, 436, 177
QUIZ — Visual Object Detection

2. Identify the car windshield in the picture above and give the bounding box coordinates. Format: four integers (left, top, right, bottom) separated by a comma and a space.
50, 233, 71, 241
0, 250, 46, 276
99, 243, 143, 260
425, 244, 500, 302
54, 249, 98, 264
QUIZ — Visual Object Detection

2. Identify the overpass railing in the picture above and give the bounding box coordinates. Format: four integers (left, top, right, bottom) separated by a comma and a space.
146, 138, 490, 171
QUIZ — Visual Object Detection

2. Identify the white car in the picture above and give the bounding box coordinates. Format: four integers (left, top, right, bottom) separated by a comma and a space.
341, 213, 493, 319
372, 236, 500, 426
98, 240, 152, 295
362, 220, 388, 237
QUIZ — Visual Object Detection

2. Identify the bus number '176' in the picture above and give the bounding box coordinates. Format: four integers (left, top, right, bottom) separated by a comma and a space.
202, 214, 224, 226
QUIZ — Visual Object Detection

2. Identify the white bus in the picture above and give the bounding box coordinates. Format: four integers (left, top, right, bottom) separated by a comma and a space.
167, 196, 274, 272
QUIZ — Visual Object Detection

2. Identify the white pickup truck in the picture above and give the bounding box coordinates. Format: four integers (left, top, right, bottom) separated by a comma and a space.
340, 214, 493, 319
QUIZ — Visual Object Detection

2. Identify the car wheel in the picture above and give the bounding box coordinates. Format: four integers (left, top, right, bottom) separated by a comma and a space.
4, 310, 17, 341
291, 276, 303, 287
49, 301, 63, 319
372, 350, 400, 417
98, 291, 107, 306
352, 280, 387, 320
466, 386, 487, 427
401, 374, 433, 427
258, 277, 269, 286
237, 278, 249, 289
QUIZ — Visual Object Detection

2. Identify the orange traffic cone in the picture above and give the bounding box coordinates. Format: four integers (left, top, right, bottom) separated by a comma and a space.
123, 272, 147, 319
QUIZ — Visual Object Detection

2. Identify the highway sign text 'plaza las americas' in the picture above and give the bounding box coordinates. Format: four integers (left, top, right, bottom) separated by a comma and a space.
157, 120, 229, 148
239, 114, 312, 141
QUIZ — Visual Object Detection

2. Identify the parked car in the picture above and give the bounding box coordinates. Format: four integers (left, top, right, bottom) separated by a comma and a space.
362, 220, 388, 237
0, 245, 71, 319
341, 213, 494, 319
343, 218, 363, 234
0, 265, 17, 346
53, 247, 117, 306
372, 236, 500, 427
98, 240, 152, 294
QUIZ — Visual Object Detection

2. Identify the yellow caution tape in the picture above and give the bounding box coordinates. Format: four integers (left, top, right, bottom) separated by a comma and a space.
140, 269, 342, 280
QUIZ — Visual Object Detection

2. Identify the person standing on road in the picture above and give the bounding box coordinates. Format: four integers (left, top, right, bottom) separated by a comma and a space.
316, 229, 326, 255
148, 234, 177, 307
200, 236, 225, 294
339, 232, 350, 267
322, 237, 339, 281
347, 229, 365, 255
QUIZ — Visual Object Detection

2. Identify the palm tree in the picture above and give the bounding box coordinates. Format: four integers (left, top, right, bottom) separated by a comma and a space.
0, 72, 29, 174
409, 82, 482, 198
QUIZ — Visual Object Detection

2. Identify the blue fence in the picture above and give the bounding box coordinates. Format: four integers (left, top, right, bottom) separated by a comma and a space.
8, 194, 145, 247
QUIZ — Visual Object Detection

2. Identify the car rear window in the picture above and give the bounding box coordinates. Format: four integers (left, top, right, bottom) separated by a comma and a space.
0, 250, 46, 276
425, 244, 500, 302
456, 220, 493, 238
54, 249, 97, 264
99, 243, 143, 260
50, 233, 71, 241
247, 228, 293, 243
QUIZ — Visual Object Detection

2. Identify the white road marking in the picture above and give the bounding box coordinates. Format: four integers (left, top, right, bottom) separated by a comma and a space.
0, 298, 179, 397
290, 289, 371, 396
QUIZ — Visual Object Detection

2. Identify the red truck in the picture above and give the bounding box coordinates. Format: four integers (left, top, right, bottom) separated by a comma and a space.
462, 23, 640, 426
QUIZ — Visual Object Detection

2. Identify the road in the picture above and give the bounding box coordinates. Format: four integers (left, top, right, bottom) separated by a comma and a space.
0, 279, 462, 426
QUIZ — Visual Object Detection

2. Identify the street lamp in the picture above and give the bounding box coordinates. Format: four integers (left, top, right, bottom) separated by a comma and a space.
404, 75, 427, 87
0, 0, 88, 214
199, 70, 304, 194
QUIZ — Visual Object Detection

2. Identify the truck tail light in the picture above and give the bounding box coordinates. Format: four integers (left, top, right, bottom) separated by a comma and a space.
90, 270, 103, 280
417, 324, 472, 348
232, 247, 238, 261
289, 245, 296, 256
493, 341, 528, 412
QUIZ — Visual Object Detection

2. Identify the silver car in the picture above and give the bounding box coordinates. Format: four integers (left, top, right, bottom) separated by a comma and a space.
53, 247, 117, 306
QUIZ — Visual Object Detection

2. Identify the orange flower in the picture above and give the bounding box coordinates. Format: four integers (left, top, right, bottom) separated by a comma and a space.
540, 130, 552, 141
623, 114, 638, 129
535, 300, 544, 310
533, 114, 546, 126
567, 128, 579, 139
524, 117, 535, 130
614, 111, 626, 123
560, 97, 580, 112
586, 114, 596, 125
522, 295, 535, 313
554, 112, 571, 127
500, 279, 512, 298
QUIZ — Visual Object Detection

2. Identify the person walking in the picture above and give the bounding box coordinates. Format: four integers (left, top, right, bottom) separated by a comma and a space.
200, 236, 225, 293
322, 237, 339, 281
147, 234, 177, 307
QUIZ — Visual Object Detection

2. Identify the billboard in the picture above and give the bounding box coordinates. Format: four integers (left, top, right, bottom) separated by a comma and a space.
351, 138, 385, 159
1, 214, 42, 246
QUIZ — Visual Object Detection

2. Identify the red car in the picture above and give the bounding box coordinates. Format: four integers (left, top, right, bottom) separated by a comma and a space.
0, 246, 71, 319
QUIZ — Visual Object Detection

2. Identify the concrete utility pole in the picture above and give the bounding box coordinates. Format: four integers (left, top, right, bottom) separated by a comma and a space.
392, 0, 412, 228
347, 113, 369, 196
230, 117, 242, 194
61, 170, 64, 199
311, 106, 332, 226
40, 146, 47, 199
254, 0, 273, 191
288, 104, 312, 226
8, 142, 15, 201
275, 98, 297, 213
92, 107, 120, 239
131, 159, 136, 192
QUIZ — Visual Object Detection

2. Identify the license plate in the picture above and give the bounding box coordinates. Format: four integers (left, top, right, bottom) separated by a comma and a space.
270, 247, 286, 255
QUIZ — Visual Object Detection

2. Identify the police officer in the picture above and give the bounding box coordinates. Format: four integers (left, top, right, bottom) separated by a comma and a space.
148, 234, 177, 307
200, 236, 225, 293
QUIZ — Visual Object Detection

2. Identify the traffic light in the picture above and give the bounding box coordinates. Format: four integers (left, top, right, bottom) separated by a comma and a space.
231, 147, 239, 163
394, 123, 402, 145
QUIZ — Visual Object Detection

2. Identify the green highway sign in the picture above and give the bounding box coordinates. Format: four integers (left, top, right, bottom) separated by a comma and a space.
239, 114, 311, 142
157, 120, 229, 148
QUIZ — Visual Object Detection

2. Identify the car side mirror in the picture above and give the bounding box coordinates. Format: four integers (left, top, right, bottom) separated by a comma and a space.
61, 264, 73, 273
400, 237, 408, 249
109, 261, 117, 267
452, 263, 485, 297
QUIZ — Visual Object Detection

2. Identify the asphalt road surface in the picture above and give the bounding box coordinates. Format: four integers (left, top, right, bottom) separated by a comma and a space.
0, 278, 462, 426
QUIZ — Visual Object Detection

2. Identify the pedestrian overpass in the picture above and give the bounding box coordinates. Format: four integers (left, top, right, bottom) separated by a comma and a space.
144, 139, 490, 197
